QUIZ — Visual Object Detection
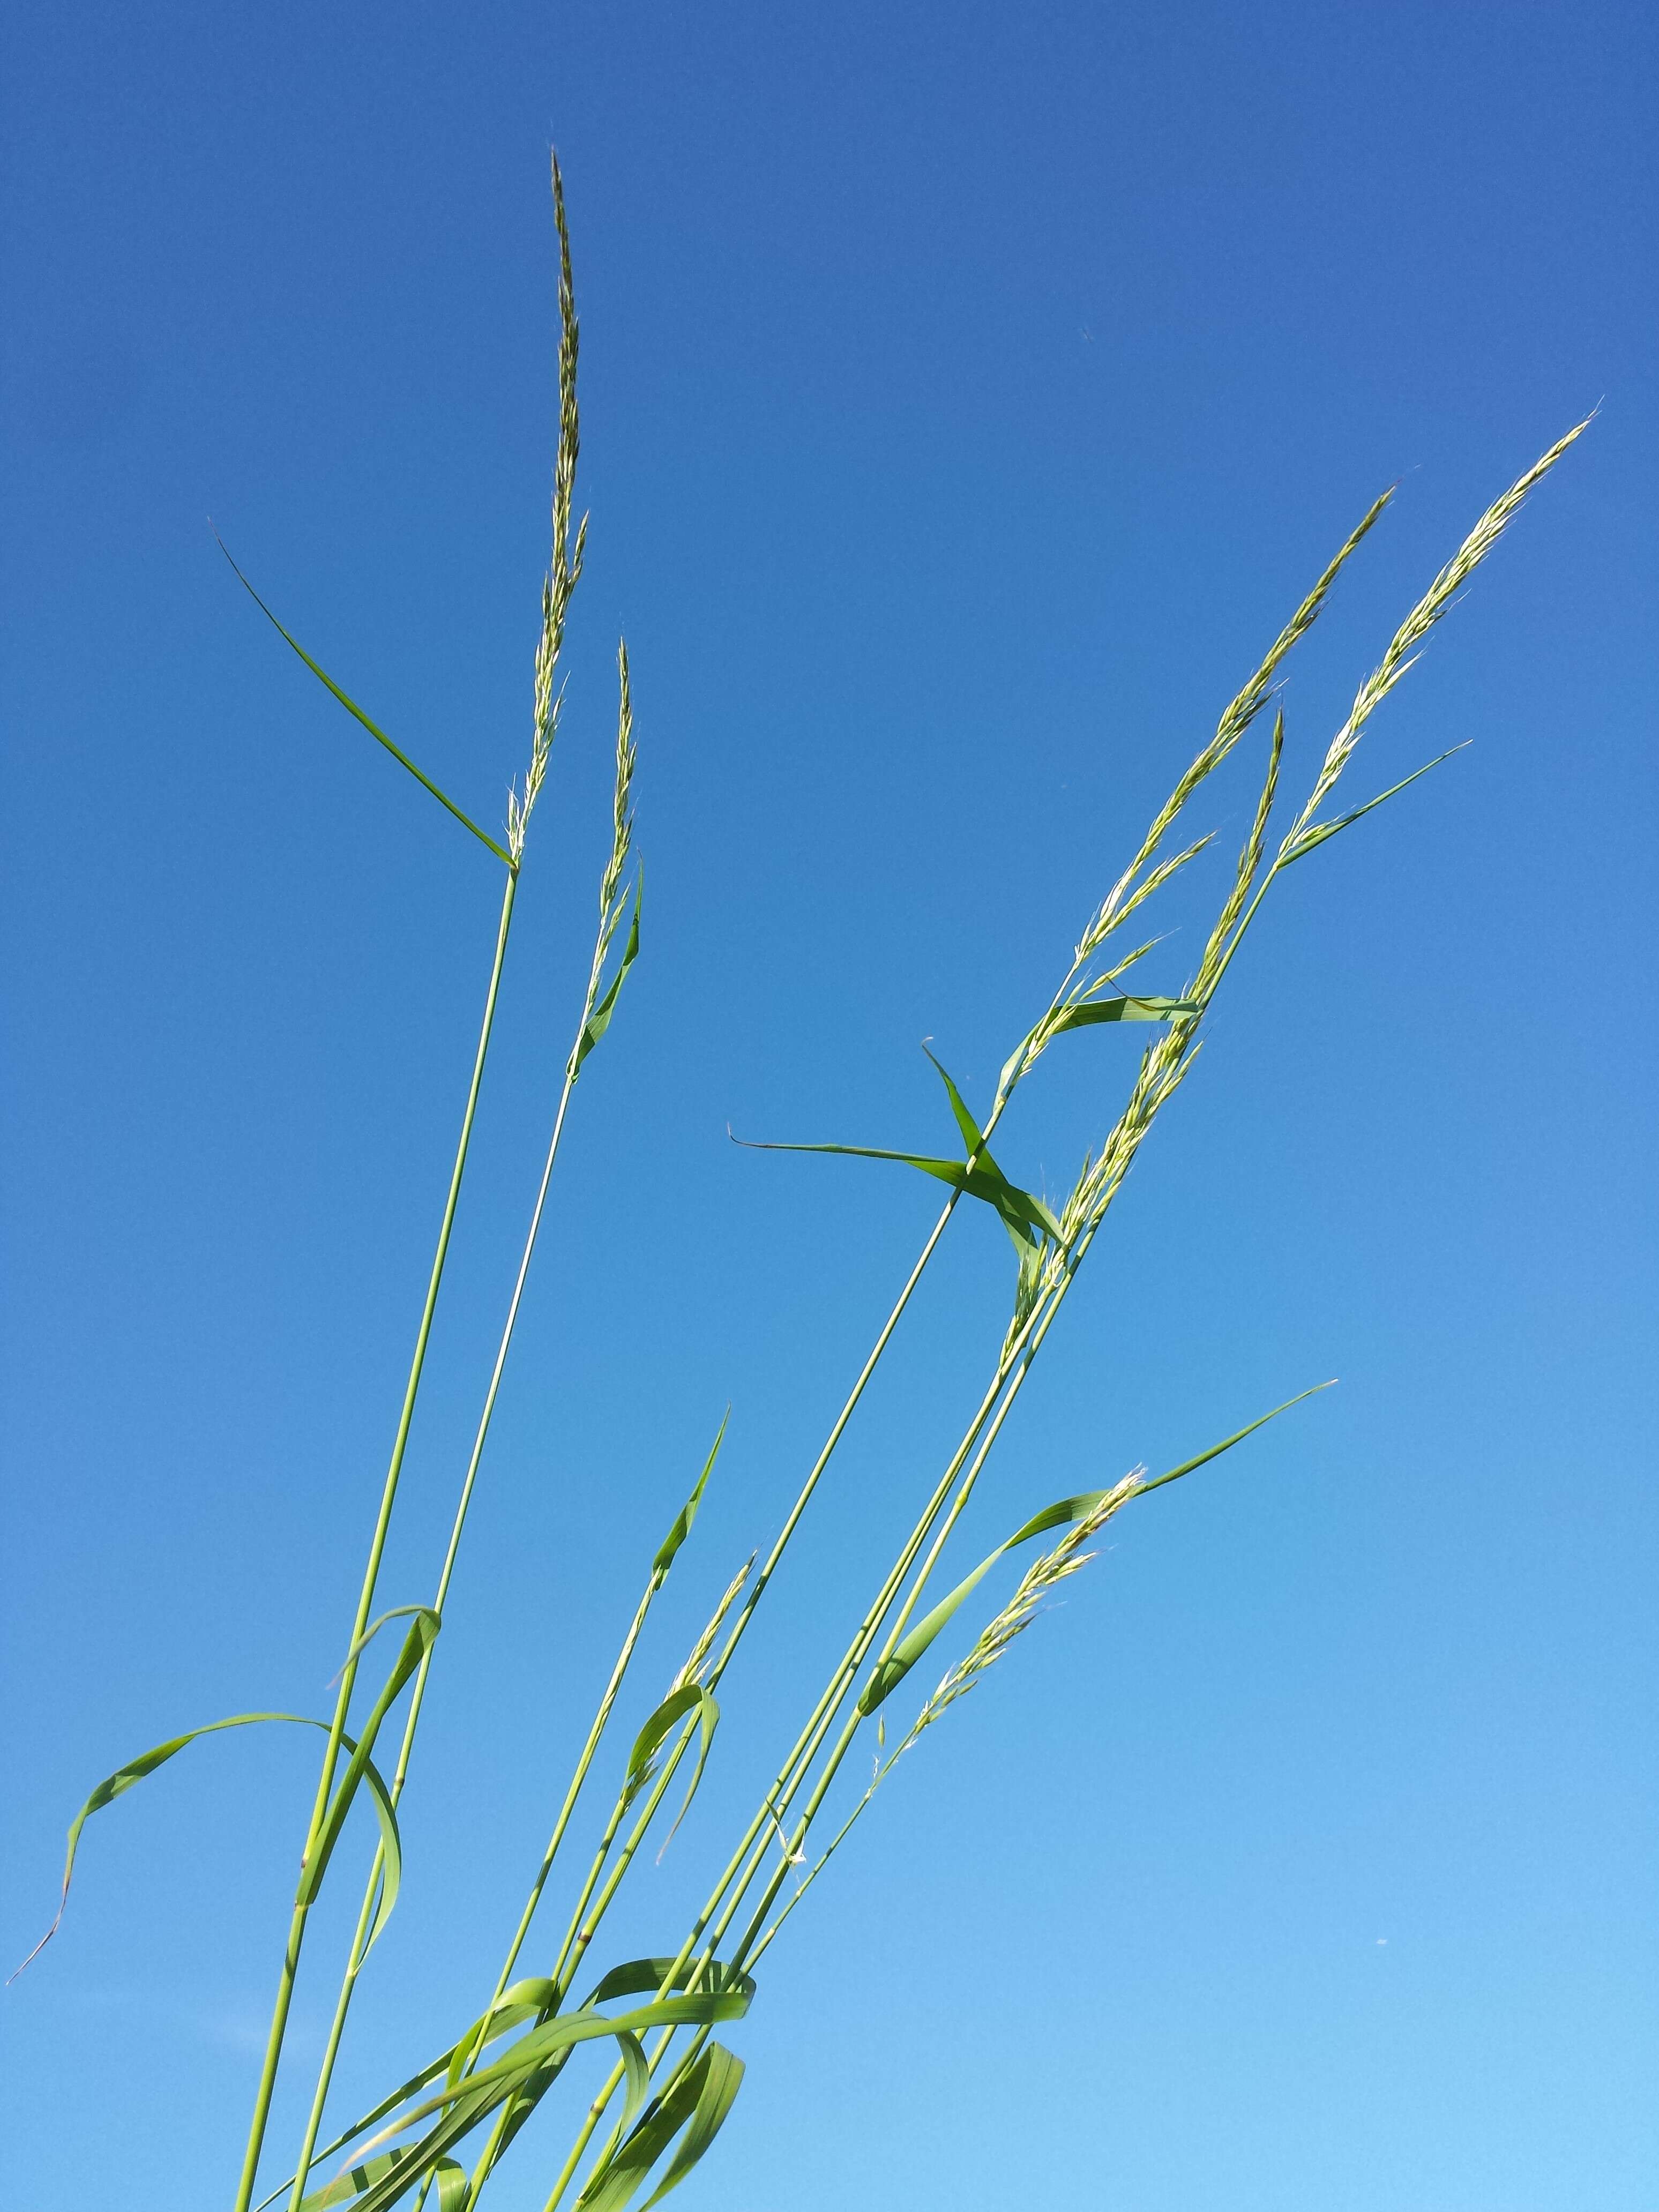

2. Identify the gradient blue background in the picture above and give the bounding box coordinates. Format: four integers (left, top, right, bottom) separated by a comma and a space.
3, 5, 1654, 2208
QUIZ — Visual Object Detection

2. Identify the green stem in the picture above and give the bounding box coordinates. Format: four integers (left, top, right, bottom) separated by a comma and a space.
463, 1143, 997, 2211
547, 1271, 1066, 2207
721, 1047, 1208, 1999
287, 894, 622, 2211
517, 908, 1191, 2207
529, 1021, 1115, 2206
470, 1702, 698, 2208
231, 862, 518, 2212
619, 1052, 1195, 2153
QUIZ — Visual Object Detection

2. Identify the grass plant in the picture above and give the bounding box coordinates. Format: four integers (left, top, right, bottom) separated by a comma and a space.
14, 156, 1587, 2212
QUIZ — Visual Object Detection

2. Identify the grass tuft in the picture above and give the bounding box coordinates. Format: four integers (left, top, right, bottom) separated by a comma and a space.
17, 161, 1588, 2212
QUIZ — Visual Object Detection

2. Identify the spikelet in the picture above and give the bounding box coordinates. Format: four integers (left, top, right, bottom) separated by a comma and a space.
669, 1555, 757, 1698
907, 1473, 1145, 1742
507, 152, 588, 863
1070, 491, 1392, 962
597, 642, 636, 930
1285, 417, 1591, 854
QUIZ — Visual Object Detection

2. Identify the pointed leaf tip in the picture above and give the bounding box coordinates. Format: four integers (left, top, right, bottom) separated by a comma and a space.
652, 1413, 729, 1581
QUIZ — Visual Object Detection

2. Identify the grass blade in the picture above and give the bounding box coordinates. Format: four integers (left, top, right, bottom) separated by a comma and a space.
298, 1611, 439, 1911
214, 535, 513, 867
1052, 993, 1200, 1030
857, 1384, 1332, 1716
641, 2043, 745, 2211
620, 1685, 719, 1818
1282, 744, 1470, 865
573, 879, 641, 1077
11, 1713, 400, 1980
652, 1415, 727, 1582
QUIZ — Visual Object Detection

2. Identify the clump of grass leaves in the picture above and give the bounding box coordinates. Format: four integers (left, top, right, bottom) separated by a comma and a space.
15, 156, 1588, 2212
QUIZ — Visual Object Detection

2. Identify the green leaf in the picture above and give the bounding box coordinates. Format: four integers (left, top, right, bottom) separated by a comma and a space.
615, 2029, 652, 2138
1283, 744, 1469, 865
574, 878, 641, 1075
442, 1979, 561, 2095
857, 1558, 1006, 1716
736, 1047, 1059, 1264
652, 1414, 727, 1582
349, 1739, 407, 1955
214, 534, 513, 866
574, 2057, 707, 2212
918, 1049, 1058, 1260
640, 2043, 745, 2210
330, 1989, 758, 2211
276, 1966, 757, 2212
335, 1604, 443, 1678
11, 1712, 400, 1981
1107, 1383, 1333, 1504
619, 1684, 712, 1813
1052, 992, 1200, 1029
261, 2053, 459, 2211
856, 1384, 1332, 1715
298, 1610, 440, 1915
298, 2149, 462, 2212
576, 2038, 746, 2212
584, 1957, 756, 2011
301, 2150, 417, 2211
921, 1046, 986, 1158
619, 1683, 720, 1845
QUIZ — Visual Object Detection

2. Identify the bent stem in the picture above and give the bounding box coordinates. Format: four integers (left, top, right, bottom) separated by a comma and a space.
232, 862, 519, 2212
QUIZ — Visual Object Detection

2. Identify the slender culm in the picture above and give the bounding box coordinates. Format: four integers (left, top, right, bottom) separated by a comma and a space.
16, 162, 1588, 2212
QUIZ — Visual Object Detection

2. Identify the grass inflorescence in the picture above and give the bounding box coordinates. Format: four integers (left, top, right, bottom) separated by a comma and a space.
14, 155, 1588, 2212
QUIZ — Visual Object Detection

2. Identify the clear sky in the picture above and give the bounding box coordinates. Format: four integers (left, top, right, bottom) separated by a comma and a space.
2, 5, 1654, 2209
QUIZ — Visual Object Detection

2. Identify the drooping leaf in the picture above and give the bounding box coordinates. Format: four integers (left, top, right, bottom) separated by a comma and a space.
620, 1685, 712, 1813
584, 1957, 756, 2011
576, 2038, 746, 2212
573, 878, 641, 1075
640, 2043, 745, 2210
335, 1604, 443, 1679
611, 2029, 653, 2139
443, 1979, 561, 2094
214, 535, 512, 866
619, 1683, 720, 1844
11, 1712, 400, 1981
298, 1609, 440, 1913
347, 1739, 407, 1955
857, 1385, 1332, 1715
276, 1963, 757, 2212
330, 1990, 757, 2211
574, 2056, 708, 2212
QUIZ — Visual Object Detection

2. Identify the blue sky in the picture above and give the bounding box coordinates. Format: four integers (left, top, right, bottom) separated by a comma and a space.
2, 4, 1654, 2208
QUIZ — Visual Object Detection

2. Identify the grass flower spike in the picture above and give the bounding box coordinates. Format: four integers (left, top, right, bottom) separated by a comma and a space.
14, 158, 1588, 2212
